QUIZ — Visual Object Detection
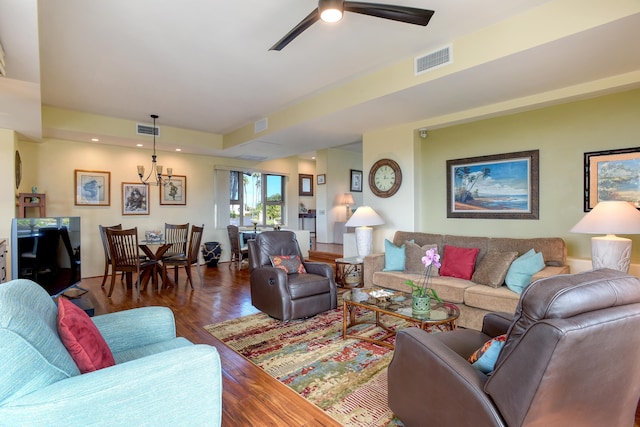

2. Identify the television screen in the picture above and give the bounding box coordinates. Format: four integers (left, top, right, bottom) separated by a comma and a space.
11, 216, 81, 297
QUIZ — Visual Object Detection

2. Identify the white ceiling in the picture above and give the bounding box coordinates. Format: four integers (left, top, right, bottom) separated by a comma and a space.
1, 0, 639, 160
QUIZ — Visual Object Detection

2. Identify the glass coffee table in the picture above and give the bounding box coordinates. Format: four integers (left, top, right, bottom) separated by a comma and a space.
342, 287, 460, 349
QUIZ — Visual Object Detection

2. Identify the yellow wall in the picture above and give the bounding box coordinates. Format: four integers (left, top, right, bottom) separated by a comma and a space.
14, 138, 260, 278
0, 129, 17, 278
7, 88, 640, 280
364, 88, 640, 264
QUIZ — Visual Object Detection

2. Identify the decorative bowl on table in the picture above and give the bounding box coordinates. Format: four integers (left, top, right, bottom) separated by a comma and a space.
369, 289, 393, 307
145, 230, 163, 242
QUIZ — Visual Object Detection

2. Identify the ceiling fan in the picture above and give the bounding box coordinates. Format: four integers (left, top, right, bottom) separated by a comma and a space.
270, 0, 435, 51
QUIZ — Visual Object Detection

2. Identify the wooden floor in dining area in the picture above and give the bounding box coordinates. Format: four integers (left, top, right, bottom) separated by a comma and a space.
80, 246, 343, 427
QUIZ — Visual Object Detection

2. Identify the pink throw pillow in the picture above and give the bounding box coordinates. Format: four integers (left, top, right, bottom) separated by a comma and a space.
57, 297, 115, 373
439, 245, 480, 280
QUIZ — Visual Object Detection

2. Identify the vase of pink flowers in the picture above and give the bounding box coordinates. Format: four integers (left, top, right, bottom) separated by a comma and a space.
405, 247, 443, 317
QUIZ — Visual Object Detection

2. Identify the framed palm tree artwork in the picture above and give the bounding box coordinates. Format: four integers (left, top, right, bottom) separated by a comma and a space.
446, 150, 539, 219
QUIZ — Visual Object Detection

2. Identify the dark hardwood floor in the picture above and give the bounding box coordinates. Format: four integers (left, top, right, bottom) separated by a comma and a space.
79, 249, 342, 427
77, 244, 640, 427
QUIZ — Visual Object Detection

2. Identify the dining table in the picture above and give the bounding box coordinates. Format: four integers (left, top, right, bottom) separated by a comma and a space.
138, 239, 180, 289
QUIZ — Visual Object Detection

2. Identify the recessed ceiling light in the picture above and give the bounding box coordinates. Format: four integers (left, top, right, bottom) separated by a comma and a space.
136, 143, 143, 147
91, 138, 99, 142
175, 148, 181, 152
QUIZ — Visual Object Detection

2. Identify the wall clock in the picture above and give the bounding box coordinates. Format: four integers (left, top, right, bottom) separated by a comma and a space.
369, 158, 402, 198
15, 150, 22, 189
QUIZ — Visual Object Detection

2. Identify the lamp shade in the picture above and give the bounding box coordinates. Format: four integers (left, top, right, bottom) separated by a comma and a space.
345, 206, 385, 227
342, 193, 355, 206
570, 201, 640, 234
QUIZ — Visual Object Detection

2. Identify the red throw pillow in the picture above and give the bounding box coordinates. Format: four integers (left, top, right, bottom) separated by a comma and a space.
439, 245, 480, 280
57, 297, 115, 373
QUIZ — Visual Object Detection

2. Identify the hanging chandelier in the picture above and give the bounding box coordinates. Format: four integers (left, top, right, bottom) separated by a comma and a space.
137, 114, 172, 186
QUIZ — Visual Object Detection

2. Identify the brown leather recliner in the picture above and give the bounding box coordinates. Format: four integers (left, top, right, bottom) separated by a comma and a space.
388, 268, 640, 427
248, 231, 337, 321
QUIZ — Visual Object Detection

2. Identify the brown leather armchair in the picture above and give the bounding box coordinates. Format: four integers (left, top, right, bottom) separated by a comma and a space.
388, 268, 640, 427
248, 231, 337, 321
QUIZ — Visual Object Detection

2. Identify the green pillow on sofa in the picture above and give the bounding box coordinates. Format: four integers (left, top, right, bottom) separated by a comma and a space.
505, 249, 545, 293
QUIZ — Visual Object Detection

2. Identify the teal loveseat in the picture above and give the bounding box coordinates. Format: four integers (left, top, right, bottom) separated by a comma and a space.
0, 279, 222, 426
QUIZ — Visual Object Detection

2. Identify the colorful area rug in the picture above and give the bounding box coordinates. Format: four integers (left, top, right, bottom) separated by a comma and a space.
205, 307, 445, 426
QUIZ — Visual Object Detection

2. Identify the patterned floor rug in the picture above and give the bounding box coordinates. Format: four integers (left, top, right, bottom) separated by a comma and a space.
205, 307, 444, 427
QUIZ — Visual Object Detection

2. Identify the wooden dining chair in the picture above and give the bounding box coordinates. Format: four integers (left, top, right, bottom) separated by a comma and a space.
105, 227, 158, 298
99, 224, 122, 288
227, 225, 248, 270
162, 225, 205, 288
164, 223, 189, 258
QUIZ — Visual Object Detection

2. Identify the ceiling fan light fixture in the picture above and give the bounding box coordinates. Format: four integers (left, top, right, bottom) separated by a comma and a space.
319, 0, 343, 23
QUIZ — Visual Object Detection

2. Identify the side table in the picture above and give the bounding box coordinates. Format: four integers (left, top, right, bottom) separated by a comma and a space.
335, 256, 364, 288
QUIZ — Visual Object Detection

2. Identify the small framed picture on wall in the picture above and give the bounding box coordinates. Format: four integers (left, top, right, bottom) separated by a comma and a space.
159, 175, 187, 205
74, 169, 110, 206
299, 174, 313, 196
122, 182, 150, 215
350, 169, 363, 192
317, 174, 326, 185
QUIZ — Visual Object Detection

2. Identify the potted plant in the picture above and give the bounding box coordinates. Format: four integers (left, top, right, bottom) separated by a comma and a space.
405, 247, 443, 317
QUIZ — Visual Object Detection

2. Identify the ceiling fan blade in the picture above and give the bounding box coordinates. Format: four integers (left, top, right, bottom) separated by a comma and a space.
344, 2, 434, 26
269, 9, 321, 51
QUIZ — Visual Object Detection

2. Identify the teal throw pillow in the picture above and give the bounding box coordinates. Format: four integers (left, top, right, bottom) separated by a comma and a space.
383, 239, 406, 271
505, 249, 545, 293
468, 334, 507, 374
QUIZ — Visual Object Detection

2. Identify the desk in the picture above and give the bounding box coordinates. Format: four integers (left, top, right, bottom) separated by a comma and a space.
298, 211, 316, 234
139, 241, 171, 289
240, 231, 259, 246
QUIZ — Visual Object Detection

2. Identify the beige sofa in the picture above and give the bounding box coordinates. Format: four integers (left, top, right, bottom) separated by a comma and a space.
363, 231, 570, 330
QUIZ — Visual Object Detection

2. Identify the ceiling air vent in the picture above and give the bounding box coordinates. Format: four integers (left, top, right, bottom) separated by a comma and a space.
136, 123, 159, 137
236, 154, 268, 161
254, 118, 268, 134
414, 45, 452, 76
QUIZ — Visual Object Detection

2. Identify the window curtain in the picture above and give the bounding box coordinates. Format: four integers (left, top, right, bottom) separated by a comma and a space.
213, 168, 231, 229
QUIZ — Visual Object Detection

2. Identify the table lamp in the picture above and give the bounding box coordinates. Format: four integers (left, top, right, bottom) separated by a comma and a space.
570, 200, 640, 272
345, 206, 385, 259
342, 193, 355, 220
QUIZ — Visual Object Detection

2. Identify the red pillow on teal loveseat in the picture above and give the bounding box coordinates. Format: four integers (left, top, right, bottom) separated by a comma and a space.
57, 297, 115, 373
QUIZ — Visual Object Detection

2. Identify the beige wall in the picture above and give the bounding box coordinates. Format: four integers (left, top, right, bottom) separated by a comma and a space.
0, 129, 17, 278
362, 126, 419, 248
322, 148, 363, 243
363, 88, 640, 265
6, 88, 639, 279
10, 138, 301, 278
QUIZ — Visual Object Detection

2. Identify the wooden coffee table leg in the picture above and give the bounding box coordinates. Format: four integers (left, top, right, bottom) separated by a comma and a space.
343, 300, 354, 340
343, 300, 347, 339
